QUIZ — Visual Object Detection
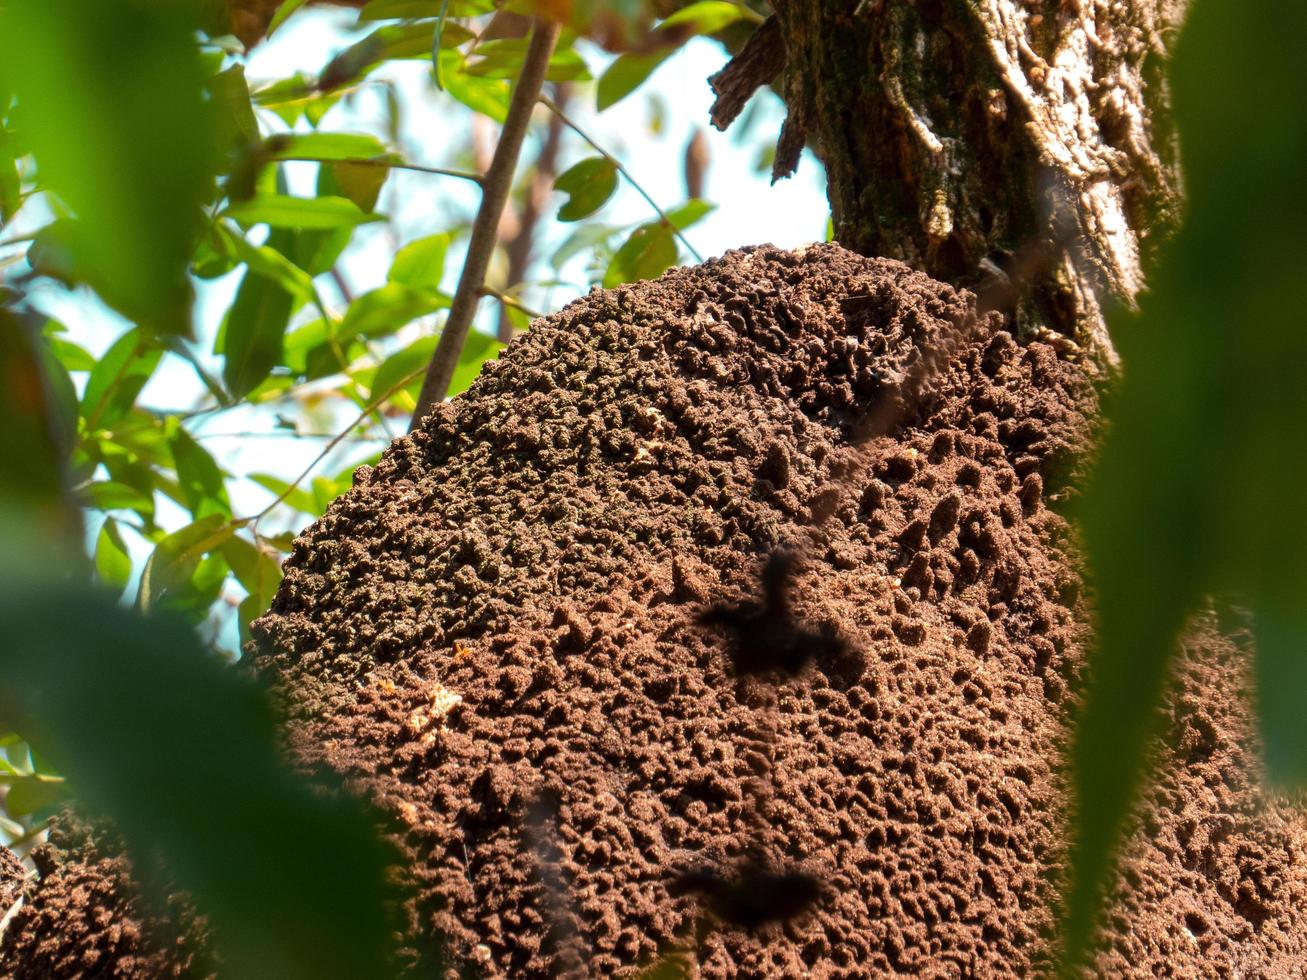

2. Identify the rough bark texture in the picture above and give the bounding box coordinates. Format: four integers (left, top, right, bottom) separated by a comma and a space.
743, 0, 1186, 363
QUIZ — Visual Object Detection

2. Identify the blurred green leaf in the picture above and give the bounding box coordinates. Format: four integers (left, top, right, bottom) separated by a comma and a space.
0, 578, 400, 979
0, 130, 19, 224
46, 335, 96, 373
81, 328, 163, 432
388, 233, 451, 289
170, 426, 231, 520
250, 473, 317, 516
370, 335, 436, 403
604, 223, 678, 287
0, 1, 218, 334
597, 50, 672, 112
94, 518, 133, 596
208, 64, 260, 150
466, 39, 592, 82
551, 223, 621, 271
449, 329, 503, 397
320, 20, 473, 91
252, 74, 344, 127
357, 0, 491, 19
4, 774, 71, 819
285, 167, 358, 277
555, 157, 619, 221
221, 262, 296, 400
663, 198, 715, 230
138, 514, 241, 614
267, 132, 390, 163
1061, 1, 1307, 972
217, 224, 318, 304
223, 536, 284, 645
658, 0, 746, 33
338, 283, 447, 343
267, 0, 311, 37
332, 161, 389, 212
223, 194, 384, 230
438, 51, 510, 122
83, 480, 155, 520
596, 2, 744, 111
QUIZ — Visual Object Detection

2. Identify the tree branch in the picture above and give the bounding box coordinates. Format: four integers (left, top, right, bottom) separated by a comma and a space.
410, 17, 561, 428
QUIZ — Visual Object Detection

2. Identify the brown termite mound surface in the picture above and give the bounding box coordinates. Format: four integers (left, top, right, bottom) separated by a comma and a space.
4, 244, 1306, 977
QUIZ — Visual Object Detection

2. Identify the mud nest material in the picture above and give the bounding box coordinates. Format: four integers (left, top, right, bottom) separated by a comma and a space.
4, 244, 1306, 977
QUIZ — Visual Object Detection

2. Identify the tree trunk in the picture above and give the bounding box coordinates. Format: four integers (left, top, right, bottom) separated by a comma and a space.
716, 0, 1185, 365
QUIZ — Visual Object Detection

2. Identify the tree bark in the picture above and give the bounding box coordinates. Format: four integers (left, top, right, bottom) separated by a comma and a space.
717, 0, 1186, 365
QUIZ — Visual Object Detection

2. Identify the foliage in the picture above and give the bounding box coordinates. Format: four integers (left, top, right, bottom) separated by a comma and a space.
1060, 0, 1307, 971
0, 0, 750, 972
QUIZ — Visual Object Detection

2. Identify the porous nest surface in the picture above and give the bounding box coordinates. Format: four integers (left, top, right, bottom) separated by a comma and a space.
3, 244, 1305, 978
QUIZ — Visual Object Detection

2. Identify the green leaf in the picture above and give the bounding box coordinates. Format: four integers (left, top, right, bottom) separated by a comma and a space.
1253, 605, 1307, 783
81, 328, 163, 431
550, 223, 621, 271
0, 1, 218, 334
250, 473, 317, 516
438, 51, 509, 122
208, 64, 260, 150
138, 514, 240, 613
285, 167, 357, 277
223, 194, 384, 230
332, 161, 389, 213
94, 518, 133, 595
266, 0, 311, 37
595, 2, 744, 111
663, 198, 715, 230
0, 578, 399, 979
0, 134, 19, 224
387, 232, 451, 289
223, 536, 284, 645
217, 224, 318, 304
1060, 1, 1307, 971
46, 336, 95, 373
221, 264, 296, 400
337, 283, 447, 344
449, 329, 503, 397
170, 426, 231, 519
4, 775, 71, 818
597, 50, 674, 112
370, 335, 436, 403
252, 74, 342, 127
267, 131, 390, 163
357, 0, 491, 19
657, 0, 746, 34
466, 40, 592, 82
604, 224, 678, 287
320, 21, 473, 91
555, 157, 619, 222
84, 480, 154, 518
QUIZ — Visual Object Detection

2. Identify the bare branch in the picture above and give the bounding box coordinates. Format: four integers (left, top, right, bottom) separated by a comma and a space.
410, 17, 561, 428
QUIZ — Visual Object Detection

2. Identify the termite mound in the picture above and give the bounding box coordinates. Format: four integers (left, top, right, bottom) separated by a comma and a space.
4, 244, 1305, 977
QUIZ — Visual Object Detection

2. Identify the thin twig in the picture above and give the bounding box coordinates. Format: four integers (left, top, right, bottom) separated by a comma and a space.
279, 155, 483, 184
497, 83, 570, 342
249, 357, 433, 527
410, 17, 562, 428
538, 93, 704, 264
480, 284, 544, 321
